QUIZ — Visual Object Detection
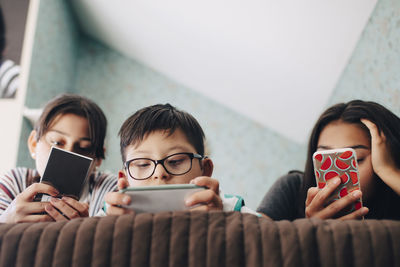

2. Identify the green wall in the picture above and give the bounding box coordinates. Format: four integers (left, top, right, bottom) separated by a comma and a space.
18, 0, 400, 209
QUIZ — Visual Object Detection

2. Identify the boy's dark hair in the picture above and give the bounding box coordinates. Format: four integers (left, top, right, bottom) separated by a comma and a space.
299, 100, 400, 219
119, 104, 205, 162
35, 94, 107, 159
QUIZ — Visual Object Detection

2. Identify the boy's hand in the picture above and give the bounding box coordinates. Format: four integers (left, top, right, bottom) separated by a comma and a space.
185, 176, 223, 211
104, 176, 135, 215
45, 196, 89, 221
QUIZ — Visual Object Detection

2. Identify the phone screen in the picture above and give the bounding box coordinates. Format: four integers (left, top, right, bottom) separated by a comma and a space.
120, 184, 205, 213
312, 148, 363, 216
39, 146, 93, 199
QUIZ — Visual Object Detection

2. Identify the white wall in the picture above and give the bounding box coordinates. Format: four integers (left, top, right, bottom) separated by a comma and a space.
0, 100, 24, 173
72, 0, 377, 144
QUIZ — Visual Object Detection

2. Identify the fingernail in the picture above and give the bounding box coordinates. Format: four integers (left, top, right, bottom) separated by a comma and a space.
332, 178, 340, 185
123, 196, 131, 205
352, 190, 361, 198
189, 179, 195, 184
362, 207, 369, 214
185, 199, 192, 206
45, 204, 53, 211
50, 197, 59, 203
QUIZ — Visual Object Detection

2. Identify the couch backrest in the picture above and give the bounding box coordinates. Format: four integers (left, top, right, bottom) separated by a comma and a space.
0, 212, 399, 267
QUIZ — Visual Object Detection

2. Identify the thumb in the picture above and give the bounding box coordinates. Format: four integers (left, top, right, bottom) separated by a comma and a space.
118, 177, 129, 190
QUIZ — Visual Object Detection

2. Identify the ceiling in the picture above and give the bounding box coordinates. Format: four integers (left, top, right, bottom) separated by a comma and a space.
71, 0, 377, 144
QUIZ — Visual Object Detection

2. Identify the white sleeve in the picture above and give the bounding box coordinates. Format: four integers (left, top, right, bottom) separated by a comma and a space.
220, 190, 261, 216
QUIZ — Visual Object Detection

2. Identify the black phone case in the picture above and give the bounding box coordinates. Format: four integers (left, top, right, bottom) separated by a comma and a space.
40, 147, 93, 199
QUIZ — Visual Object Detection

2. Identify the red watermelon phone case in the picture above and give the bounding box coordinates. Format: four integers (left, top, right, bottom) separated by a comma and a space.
312, 148, 363, 215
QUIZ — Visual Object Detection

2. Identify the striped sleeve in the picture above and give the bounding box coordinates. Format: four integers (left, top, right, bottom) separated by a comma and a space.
88, 172, 117, 217
0, 60, 20, 98
0, 168, 29, 215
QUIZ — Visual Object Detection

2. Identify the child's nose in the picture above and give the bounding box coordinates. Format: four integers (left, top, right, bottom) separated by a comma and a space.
152, 163, 169, 180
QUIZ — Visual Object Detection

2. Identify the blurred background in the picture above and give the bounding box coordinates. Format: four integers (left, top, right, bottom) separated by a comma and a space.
1, 0, 399, 209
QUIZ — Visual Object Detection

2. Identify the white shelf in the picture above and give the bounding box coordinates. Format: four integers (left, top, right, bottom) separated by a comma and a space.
0, 0, 39, 174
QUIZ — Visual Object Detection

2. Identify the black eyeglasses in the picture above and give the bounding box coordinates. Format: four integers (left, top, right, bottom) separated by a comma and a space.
124, 152, 205, 180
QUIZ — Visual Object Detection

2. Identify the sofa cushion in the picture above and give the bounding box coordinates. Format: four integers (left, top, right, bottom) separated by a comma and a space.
0, 211, 399, 267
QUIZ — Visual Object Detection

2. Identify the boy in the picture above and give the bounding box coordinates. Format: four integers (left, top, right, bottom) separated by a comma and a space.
105, 103, 257, 215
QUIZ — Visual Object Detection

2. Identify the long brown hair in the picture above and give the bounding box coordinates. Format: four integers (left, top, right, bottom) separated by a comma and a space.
35, 94, 107, 159
298, 100, 400, 219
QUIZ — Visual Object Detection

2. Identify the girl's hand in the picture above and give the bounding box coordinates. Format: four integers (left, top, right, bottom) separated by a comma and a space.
361, 119, 400, 195
305, 177, 368, 220
185, 177, 223, 211
45, 197, 89, 221
0, 183, 59, 223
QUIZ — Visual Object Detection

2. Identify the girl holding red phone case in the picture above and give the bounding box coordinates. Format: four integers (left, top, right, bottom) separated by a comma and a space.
257, 100, 400, 220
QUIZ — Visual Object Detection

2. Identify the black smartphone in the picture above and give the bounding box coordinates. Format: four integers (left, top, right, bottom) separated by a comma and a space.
36, 146, 93, 201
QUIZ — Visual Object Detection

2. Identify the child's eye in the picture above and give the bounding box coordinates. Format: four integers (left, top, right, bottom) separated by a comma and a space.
137, 163, 151, 168
132, 160, 152, 169
357, 158, 365, 164
50, 140, 62, 146
167, 159, 184, 166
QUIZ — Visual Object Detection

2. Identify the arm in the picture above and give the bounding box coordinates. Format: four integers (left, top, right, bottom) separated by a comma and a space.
361, 119, 400, 196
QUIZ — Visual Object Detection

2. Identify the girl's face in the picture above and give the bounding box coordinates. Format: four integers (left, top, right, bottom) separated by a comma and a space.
28, 113, 99, 177
317, 120, 376, 201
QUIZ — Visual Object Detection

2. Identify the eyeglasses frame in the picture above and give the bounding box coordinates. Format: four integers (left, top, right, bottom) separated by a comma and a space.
124, 152, 205, 180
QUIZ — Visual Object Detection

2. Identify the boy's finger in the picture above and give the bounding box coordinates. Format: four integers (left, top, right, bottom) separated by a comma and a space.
105, 192, 131, 206
189, 205, 210, 212
106, 205, 134, 216
185, 189, 222, 209
190, 177, 219, 193
118, 178, 129, 190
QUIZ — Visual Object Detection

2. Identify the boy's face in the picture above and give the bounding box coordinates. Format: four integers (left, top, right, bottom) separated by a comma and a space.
123, 129, 210, 186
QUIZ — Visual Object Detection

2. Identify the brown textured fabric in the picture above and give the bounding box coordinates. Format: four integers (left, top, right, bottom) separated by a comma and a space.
0, 212, 400, 267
